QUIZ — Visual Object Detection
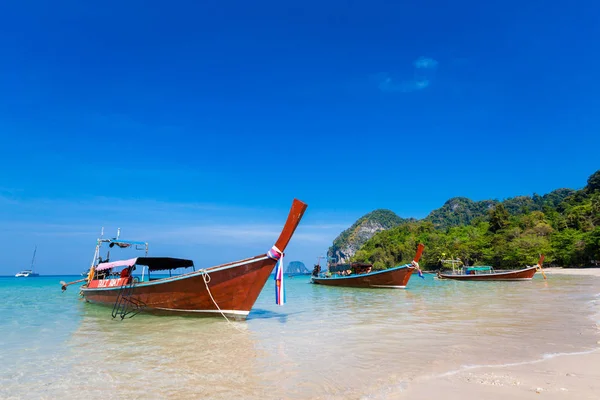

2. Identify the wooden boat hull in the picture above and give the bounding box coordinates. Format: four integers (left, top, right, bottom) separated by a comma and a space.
438, 265, 538, 281
310, 265, 415, 289
77, 198, 308, 320
81, 255, 276, 320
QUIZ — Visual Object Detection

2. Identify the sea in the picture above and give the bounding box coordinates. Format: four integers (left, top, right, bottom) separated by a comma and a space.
1, 273, 599, 399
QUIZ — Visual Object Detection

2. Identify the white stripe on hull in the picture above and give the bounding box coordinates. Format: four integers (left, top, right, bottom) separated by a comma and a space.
83, 299, 250, 318
370, 285, 407, 288
153, 307, 249, 316
440, 277, 534, 281
481, 278, 533, 281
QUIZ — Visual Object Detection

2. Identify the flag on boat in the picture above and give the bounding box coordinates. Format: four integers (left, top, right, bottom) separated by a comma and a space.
267, 246, 282, 261
268, 245, 285, 305
274, 256, 285, 305
412, 261, 424, 279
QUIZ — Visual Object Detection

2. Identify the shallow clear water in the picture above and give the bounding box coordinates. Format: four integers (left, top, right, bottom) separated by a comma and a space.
1, 274, 598, 399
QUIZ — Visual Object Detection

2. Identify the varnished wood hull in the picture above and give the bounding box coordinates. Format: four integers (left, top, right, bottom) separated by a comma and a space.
310, 265, 415, 288
81, 255, 277, 319
438, 265, 538, 281
79, 198, 308, 320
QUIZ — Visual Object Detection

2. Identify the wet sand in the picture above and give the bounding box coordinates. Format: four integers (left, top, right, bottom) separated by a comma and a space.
543, 267, 600, 277
401, 349, 600, 400
399, 268, 600, 400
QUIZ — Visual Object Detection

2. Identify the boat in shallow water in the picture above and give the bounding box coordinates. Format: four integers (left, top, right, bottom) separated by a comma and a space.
65, 199, 307, 320
437, 255, 545, 281
310, 244, 424, 289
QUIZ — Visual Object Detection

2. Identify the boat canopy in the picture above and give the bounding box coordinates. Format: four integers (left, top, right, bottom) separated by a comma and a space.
329, 262, 372, 273
96, 257, 194, 271
465, 266, 492, 271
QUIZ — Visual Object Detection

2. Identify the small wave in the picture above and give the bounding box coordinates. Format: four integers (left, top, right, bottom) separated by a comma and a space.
437, 348, 600, 378
586, 295, 600, 327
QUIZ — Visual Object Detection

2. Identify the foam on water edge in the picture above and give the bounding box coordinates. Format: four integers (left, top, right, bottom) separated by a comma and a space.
437, 347, 600, 378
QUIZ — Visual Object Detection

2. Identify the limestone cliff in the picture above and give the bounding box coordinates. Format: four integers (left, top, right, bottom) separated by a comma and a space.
327, 209, 411, 263
285, 261, 309, 274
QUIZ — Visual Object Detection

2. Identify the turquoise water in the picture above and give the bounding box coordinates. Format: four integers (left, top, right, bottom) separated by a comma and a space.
1, 274, 599, 399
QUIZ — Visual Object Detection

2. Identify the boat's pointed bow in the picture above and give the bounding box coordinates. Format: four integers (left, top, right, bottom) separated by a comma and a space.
273, 199, 308, 252
413, 243, 425, 263
537, 254, 547, 279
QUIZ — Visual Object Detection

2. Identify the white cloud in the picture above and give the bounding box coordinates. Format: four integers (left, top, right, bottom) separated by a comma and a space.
414, 57, 439, 69
146, 223, 346, 246
374, 56, 439, 93
0, 195, 350, 273
378, 76, 431, 93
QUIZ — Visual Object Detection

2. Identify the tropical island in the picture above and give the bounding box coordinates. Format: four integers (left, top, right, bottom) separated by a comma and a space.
328, 169, 600, 270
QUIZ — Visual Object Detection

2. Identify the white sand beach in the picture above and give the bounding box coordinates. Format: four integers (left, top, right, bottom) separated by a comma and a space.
542, 267, 600, 277
399, 267, 600, 400
401, 349, 600, 399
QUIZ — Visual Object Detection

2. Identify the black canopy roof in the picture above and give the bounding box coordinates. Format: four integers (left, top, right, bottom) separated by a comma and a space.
135, 257, 194, 271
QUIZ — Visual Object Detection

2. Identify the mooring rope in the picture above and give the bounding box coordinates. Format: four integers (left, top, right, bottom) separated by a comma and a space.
200, 270, 247, 334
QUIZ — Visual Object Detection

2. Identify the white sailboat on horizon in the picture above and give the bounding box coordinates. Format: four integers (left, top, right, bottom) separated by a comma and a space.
15, 246, 40, 277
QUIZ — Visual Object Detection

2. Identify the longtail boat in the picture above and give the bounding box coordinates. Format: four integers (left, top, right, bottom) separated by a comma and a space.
437, 255, 545, 281
310, 244, 424, 289
61, 199, 307, 320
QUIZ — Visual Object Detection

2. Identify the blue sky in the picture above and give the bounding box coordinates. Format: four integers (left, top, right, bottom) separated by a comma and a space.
1, 0, 599, 274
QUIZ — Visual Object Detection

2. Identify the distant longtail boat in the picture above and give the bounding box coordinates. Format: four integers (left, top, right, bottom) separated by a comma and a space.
61, 199, 307, 320
437, 255, 545, 281
310, 244, 424, 289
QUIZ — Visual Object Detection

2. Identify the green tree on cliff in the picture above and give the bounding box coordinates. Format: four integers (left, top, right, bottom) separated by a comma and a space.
489, 203, 510, 233
345, 169, 600, 269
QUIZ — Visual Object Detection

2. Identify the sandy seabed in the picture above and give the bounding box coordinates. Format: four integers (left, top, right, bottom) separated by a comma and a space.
400, 267, 600, 400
